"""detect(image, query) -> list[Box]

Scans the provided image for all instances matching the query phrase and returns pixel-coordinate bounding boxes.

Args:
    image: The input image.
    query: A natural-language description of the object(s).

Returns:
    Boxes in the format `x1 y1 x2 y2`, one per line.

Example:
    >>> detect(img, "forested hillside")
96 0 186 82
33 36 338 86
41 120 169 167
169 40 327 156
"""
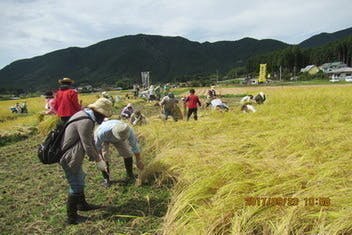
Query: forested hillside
1 27 351 91
0 35 288 91
299 27 352 48
246 36 352 78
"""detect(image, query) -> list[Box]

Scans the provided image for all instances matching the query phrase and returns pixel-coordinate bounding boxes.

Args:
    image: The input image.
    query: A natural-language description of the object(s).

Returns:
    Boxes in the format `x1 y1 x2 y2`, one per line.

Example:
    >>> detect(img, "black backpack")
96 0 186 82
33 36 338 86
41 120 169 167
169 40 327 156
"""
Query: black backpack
38 116 91 164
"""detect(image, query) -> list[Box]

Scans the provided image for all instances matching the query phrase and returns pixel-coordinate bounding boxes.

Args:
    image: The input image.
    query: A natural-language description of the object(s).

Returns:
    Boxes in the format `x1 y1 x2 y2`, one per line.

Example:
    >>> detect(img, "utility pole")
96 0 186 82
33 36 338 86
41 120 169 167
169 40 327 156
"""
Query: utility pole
279 66 282 81
293 66 296 79
216 69 219 84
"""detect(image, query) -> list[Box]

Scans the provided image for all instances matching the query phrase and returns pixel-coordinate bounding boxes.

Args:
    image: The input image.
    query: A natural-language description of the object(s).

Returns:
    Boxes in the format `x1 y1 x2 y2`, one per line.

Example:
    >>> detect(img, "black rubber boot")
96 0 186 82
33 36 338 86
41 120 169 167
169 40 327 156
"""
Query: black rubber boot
77 192 101 211
124 157 135 179
117 158 136 185
66 194 88 225
101 162 111 187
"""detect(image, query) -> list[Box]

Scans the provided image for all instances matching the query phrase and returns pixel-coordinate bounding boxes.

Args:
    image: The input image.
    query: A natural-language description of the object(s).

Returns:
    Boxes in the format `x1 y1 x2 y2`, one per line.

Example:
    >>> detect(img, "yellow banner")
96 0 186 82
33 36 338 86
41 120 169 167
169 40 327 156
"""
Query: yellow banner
258 64 267 83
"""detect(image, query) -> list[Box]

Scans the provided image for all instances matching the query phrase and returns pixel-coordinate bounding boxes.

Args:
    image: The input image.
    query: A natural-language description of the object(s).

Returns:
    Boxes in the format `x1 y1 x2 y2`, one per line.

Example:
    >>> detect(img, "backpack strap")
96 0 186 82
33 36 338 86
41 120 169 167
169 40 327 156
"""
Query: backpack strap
63 115 92 128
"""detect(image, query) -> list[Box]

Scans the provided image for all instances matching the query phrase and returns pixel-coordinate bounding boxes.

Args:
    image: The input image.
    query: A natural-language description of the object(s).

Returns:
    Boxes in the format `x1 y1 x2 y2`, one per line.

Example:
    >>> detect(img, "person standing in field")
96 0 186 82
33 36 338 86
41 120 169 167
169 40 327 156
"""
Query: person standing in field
59 98 112 225
54 77 82 123
205 85 217 108
185 89 201 121
159 93 179 121
43 91 56 115
94 120 144 187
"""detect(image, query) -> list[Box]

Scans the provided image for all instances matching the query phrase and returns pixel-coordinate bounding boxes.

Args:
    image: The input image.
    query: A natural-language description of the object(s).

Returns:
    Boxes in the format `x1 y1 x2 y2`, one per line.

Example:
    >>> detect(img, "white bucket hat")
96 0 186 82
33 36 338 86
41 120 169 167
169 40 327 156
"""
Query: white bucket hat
112 122 131 141
88 98 113 117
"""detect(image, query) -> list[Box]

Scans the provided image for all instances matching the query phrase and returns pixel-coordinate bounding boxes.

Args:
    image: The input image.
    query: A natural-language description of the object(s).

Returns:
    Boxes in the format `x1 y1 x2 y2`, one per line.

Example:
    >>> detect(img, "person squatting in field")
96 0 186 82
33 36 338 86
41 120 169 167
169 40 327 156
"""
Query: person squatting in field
241 104 256 113
121 103 134 119
54 77 82 123
130 110 148 126
240 95 254 104
10 102 27 113
184 89 201 120
241 92 266 105
254 92 266 104
210 97 229 111
59 98 112 225
94 120 144 187
239 92 265 113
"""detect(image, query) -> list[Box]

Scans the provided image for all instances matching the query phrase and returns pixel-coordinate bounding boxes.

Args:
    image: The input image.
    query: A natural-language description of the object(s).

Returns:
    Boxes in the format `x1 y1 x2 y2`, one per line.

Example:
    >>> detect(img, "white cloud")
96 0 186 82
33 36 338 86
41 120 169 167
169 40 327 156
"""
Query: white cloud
0 0 351 68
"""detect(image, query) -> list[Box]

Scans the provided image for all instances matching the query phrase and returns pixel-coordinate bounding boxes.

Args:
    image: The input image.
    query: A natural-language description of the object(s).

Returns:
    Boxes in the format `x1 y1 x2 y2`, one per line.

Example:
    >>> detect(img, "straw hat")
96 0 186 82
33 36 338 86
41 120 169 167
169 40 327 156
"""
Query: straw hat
58 77 74 84
112 122 131 141
87 98 113 117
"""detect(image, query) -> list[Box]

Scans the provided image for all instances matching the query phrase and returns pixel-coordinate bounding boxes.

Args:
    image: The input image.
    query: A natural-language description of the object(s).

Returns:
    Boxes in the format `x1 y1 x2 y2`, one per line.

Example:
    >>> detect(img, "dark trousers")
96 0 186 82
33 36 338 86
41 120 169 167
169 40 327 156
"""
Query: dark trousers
187 108 198 120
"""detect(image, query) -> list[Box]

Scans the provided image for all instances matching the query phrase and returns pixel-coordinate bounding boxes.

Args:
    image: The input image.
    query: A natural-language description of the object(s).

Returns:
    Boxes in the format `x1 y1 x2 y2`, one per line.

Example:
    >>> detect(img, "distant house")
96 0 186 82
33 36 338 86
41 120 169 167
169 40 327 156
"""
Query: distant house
326 67 352 80
300 65 320 75
319 62 347 73
247 78 258 85
77 85 93 93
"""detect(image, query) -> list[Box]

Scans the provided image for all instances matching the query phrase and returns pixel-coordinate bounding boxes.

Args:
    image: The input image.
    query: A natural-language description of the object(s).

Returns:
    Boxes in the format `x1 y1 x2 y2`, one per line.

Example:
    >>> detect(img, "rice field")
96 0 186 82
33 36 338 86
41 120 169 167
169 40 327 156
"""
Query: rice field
0 84 352 234
139 84 352 234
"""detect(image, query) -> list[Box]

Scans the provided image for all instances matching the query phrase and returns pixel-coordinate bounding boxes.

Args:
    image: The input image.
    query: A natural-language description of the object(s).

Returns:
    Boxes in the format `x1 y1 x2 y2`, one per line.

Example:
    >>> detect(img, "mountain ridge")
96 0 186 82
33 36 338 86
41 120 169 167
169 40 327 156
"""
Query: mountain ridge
1 27 351 90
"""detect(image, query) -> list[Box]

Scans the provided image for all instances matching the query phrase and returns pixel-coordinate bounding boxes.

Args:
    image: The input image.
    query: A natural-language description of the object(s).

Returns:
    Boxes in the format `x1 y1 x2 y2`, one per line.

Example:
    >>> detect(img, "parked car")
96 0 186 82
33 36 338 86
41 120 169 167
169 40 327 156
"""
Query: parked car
330 74 340 82
330 78 340 82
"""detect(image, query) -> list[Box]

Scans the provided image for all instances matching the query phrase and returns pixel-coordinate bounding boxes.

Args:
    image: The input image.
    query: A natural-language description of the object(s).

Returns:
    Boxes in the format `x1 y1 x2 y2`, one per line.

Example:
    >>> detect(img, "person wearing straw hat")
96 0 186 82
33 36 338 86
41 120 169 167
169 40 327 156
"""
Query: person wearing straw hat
59 98 112 225
95 120 144 187
54 77 82 123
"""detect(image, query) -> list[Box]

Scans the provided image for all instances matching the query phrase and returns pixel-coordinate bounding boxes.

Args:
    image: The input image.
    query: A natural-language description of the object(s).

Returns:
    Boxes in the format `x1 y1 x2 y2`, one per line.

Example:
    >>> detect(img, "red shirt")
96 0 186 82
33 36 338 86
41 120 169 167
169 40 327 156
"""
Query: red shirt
54 88 81 117
185 94 201 109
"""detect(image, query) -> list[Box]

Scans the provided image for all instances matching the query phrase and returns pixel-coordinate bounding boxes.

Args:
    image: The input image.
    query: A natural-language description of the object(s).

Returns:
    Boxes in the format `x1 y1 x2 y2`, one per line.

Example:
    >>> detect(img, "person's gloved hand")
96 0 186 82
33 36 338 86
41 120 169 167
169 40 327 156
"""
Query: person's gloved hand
96 159 108 172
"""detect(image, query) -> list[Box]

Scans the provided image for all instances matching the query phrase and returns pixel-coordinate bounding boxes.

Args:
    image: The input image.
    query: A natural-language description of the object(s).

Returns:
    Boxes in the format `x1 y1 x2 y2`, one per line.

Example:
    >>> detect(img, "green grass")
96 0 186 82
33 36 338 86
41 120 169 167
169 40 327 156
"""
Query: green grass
0 136 170 234
0 92 171 234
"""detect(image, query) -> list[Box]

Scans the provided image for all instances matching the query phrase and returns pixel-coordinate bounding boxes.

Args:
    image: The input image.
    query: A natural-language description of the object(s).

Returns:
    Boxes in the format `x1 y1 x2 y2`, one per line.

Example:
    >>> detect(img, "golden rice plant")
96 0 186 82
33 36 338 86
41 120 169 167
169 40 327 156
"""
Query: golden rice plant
138 85 352 235
37 115 60 137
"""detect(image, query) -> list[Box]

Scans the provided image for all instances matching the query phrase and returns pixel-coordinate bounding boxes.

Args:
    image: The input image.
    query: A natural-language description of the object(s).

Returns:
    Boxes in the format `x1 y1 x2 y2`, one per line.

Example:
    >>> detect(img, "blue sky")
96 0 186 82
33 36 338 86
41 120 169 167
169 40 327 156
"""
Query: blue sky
0 0 351 69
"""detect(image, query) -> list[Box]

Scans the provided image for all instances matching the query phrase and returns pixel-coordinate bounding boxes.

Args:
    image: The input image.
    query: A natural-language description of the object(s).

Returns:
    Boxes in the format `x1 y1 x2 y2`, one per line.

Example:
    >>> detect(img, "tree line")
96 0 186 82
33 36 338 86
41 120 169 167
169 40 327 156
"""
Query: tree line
241 36 352 80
